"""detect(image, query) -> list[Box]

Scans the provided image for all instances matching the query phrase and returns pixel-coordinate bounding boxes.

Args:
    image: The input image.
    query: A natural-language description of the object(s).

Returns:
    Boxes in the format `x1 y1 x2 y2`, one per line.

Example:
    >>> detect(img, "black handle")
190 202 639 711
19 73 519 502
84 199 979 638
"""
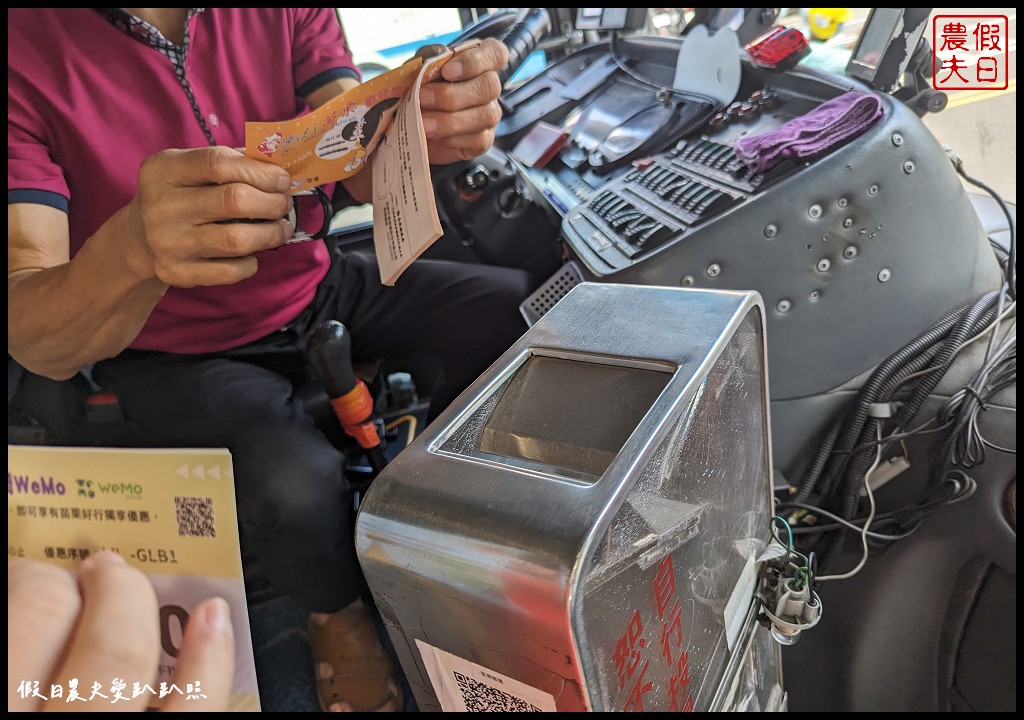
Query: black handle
497 8 551 86
305 186 333 240
306 321 357 399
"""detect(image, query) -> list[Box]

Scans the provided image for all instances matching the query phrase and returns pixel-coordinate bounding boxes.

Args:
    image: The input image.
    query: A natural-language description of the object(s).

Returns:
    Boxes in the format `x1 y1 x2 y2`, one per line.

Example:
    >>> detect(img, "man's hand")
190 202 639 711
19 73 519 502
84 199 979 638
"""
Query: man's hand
417 38 510 165
123 146 296 288
8 552 234 712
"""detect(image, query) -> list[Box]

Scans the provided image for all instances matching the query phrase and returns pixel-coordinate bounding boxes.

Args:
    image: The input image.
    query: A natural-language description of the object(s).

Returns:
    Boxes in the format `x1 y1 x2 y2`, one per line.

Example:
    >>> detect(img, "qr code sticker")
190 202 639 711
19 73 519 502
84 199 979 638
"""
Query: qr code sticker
453 671 541 712
174 496 216 538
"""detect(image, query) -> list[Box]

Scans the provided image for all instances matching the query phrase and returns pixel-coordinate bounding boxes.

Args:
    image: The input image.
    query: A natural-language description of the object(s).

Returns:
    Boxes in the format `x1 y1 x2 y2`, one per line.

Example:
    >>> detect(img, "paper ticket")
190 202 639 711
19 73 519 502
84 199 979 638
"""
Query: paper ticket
8 445 260 712
245 42 475 193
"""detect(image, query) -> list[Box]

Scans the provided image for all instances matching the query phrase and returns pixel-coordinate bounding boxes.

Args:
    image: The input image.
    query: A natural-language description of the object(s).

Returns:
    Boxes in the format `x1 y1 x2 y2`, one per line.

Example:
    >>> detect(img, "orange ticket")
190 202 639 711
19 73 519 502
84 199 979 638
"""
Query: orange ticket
245 42 476 193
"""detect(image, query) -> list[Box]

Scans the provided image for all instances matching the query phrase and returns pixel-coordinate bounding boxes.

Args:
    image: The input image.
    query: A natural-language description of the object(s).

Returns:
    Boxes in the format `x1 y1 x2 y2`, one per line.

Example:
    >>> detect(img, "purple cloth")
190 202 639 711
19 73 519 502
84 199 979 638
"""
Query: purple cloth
736 91 884 173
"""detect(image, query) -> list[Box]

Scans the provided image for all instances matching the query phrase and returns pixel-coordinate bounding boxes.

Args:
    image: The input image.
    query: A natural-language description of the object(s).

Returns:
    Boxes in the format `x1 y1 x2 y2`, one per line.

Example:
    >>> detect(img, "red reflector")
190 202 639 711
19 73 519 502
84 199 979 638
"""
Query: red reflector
746 26 811 71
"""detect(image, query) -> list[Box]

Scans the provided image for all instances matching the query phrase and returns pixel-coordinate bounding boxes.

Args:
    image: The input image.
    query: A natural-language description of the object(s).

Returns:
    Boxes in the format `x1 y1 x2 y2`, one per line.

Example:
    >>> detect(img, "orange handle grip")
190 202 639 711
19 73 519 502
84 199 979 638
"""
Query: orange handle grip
328 380 380 450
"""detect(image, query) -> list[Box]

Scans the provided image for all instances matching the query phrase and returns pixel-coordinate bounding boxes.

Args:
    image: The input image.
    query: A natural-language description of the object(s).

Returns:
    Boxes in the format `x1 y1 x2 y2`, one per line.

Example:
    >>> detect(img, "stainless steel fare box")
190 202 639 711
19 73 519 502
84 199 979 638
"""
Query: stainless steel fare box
355 283 784 712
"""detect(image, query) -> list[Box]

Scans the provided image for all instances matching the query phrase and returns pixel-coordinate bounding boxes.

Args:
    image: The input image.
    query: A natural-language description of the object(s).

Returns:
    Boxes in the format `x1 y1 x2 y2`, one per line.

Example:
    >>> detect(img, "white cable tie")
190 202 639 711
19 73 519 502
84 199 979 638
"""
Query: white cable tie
868 402 895 418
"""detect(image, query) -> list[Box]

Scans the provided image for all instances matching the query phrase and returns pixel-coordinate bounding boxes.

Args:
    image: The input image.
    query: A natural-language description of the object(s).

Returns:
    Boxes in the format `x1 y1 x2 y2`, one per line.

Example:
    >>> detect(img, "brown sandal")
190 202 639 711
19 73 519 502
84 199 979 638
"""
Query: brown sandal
308 600 403 712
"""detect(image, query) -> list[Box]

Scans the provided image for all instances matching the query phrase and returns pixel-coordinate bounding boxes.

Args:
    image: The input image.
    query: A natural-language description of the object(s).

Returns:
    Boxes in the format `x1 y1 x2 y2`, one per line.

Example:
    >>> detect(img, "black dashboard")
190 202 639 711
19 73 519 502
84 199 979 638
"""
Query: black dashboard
496 36 831 276
486 33 1001 404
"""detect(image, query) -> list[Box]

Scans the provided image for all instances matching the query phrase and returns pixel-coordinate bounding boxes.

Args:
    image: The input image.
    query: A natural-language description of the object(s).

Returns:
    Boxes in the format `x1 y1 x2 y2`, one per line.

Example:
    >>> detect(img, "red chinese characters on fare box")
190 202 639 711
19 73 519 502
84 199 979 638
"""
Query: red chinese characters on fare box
932 15 1009 91
612 554 695 712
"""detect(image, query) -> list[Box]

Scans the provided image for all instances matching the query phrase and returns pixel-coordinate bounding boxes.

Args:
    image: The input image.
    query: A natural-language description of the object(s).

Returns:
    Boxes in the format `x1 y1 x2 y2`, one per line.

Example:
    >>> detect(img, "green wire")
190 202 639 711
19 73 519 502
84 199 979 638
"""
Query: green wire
771 515 794 550
793 565 815 591
771 515 814 590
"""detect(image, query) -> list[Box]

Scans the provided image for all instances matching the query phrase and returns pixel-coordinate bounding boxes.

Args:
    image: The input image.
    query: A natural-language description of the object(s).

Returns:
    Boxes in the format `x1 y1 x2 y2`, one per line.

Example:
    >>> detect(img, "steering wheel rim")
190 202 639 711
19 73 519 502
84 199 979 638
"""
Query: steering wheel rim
449 9 522 47
450 8 552 89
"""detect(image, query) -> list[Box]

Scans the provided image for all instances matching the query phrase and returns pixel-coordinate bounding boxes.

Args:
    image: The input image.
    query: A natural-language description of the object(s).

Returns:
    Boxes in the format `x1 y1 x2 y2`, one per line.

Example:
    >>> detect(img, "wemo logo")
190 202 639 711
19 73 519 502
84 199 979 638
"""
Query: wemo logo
7 473 142 499
81 479 144 499
8 473 66 496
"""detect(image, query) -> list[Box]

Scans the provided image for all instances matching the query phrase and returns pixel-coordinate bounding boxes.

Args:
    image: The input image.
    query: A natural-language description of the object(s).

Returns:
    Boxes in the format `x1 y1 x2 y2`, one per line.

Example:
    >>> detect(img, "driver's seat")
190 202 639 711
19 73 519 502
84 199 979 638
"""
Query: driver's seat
7 354 392 456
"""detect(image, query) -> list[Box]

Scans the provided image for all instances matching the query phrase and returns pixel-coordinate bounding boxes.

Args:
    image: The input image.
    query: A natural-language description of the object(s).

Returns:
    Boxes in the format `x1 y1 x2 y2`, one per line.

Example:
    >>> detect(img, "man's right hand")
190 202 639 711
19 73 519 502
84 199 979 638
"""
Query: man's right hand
8 145 298 379
125 146 296 288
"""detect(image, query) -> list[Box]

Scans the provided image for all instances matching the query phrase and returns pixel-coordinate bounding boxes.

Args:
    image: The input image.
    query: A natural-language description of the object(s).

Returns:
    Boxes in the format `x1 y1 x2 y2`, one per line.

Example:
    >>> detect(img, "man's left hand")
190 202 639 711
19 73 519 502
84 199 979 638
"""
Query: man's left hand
417 38 509 165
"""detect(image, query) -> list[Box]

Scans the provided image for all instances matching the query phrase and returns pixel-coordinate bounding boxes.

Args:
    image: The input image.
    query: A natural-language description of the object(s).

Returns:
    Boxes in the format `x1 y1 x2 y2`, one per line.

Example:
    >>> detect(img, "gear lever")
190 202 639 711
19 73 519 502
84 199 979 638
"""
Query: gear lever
307 321 389 479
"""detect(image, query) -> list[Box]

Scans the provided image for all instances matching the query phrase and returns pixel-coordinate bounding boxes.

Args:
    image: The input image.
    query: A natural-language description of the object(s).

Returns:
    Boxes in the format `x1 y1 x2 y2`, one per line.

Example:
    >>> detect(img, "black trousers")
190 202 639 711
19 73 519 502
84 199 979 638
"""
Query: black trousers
65 250 533 613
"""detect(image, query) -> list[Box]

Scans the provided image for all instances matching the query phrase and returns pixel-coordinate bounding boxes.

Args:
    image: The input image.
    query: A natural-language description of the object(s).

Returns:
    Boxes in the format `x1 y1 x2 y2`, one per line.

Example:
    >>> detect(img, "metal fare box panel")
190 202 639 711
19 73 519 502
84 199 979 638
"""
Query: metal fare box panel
355 282 781 711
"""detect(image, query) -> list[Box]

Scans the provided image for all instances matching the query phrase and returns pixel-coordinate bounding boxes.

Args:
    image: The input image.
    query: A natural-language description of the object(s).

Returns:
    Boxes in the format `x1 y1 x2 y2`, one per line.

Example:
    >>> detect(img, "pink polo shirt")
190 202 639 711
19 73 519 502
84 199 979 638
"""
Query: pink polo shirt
8 8 360 353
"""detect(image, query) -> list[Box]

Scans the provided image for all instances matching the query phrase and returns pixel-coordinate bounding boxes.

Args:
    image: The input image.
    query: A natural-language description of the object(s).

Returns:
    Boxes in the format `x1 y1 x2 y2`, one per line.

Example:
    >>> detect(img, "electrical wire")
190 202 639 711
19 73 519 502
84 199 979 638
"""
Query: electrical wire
790 515 917 542
384 414 418 448
960 172 1016 301
835 417 949 459
990 238 1010 264
796 342 940 506
820 291 1013 509
944 144 1016 300
936 323 1016 470
836 291 1000 517
979 432 1017 454
780 491 923 541
770 515 814 590
983 284 1010 363
802 417 951 512
801 298 978 505
782 473 977 541
771 514 794 550
895 299 1016 385
815 425 882 582
934 287 1015 472
790 290 1011 560
894 291 998 431
782 151 1015 578
780 458 979 546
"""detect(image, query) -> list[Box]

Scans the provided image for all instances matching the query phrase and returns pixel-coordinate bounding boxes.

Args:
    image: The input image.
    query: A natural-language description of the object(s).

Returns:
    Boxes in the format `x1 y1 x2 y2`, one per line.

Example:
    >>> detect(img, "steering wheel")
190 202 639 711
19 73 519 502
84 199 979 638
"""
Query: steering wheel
449 8 552 87
450 9 520 43
424 9 557 267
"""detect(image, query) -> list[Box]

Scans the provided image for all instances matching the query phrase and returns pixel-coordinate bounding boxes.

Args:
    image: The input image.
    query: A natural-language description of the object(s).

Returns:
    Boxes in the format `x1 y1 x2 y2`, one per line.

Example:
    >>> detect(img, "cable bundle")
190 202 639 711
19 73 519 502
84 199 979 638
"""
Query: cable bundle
771 139 1017 586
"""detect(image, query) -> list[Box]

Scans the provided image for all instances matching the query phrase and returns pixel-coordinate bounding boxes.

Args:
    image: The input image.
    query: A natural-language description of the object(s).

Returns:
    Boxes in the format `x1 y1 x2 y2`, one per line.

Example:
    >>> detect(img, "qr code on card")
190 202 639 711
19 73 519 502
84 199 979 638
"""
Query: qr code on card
453 671 542 712
174 496 216 538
